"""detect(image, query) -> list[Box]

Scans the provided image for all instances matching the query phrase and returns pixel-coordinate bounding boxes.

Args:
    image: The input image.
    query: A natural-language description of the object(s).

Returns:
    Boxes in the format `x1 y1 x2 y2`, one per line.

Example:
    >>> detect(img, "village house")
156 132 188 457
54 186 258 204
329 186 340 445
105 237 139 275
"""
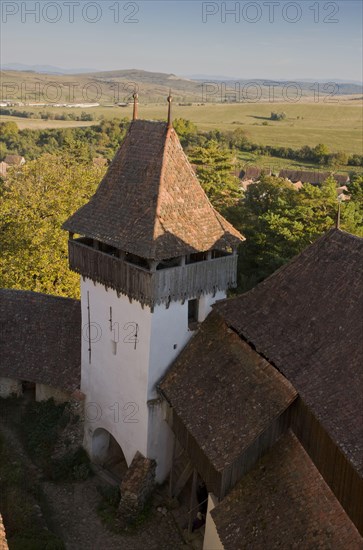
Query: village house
337 184 350 201
0 97 362 548
279 168 350 188
239 166 271 190
3 154 25 167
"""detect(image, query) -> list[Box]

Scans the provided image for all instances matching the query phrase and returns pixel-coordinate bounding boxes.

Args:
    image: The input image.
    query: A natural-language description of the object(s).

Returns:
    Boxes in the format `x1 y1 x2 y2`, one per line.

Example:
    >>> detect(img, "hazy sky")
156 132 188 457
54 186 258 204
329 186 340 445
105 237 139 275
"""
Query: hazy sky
1 1 362 80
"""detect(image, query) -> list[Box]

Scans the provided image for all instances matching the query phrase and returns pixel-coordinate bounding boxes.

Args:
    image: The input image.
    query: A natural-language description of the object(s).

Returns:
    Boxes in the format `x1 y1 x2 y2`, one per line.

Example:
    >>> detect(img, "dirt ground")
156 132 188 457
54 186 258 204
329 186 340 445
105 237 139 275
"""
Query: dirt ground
0 402 189 550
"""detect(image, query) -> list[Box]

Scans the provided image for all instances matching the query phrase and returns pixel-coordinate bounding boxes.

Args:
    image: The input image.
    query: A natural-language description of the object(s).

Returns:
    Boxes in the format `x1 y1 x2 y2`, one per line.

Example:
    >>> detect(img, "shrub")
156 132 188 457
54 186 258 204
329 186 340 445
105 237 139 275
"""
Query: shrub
21 399 67 464
50 447 92 481
270 112 286 121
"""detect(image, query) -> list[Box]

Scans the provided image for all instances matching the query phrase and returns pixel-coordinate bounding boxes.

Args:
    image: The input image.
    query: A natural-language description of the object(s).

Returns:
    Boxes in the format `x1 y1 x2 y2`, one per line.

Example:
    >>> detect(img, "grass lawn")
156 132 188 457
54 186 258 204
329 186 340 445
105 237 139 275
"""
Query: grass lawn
2 101 362 153
0 115 95 130
234 151 362 176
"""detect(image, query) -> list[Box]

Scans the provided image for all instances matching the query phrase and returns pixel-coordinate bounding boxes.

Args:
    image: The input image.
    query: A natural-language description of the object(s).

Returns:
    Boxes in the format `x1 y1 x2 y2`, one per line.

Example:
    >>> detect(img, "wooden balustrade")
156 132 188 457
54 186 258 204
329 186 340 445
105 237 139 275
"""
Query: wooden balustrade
68 239 238 308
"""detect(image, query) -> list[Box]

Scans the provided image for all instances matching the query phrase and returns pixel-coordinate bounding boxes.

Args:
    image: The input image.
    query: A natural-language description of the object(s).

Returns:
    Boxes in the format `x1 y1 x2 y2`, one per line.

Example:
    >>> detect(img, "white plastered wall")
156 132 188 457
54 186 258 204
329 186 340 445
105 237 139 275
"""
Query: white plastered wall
203 493 224 550
0 377 22 398
81 278 152 467
36 384 71 404
80 277 227 481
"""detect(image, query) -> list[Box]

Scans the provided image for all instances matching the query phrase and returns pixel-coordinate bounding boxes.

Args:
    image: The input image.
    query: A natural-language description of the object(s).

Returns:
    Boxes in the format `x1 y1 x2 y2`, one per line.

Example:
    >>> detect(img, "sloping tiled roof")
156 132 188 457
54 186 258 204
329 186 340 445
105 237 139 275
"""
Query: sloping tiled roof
211 431 363 550
159 310 296 472
0 289 81 392
215 229 363 475
333 173 350 185
63 120 243 261
239 166 262 181
279 169 331 185
3 155 24 166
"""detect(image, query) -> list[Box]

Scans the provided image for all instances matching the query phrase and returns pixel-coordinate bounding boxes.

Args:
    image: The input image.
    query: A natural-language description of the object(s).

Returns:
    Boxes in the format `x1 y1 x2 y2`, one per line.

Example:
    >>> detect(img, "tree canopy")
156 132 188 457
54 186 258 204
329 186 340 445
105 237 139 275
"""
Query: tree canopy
188 139 242 210
0 152 105 298
1 122 362 300
225 175 363 291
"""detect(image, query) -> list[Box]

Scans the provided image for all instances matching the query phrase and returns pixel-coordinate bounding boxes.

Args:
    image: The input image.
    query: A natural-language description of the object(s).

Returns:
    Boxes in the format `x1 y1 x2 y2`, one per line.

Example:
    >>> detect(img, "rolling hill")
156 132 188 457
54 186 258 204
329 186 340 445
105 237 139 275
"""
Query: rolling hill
1 68 362 104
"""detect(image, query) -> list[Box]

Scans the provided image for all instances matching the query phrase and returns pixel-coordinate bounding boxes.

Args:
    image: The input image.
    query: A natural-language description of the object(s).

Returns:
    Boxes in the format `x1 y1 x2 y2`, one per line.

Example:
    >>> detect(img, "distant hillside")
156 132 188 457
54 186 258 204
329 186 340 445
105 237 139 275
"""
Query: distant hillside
1 68 362 104
1 63 99 74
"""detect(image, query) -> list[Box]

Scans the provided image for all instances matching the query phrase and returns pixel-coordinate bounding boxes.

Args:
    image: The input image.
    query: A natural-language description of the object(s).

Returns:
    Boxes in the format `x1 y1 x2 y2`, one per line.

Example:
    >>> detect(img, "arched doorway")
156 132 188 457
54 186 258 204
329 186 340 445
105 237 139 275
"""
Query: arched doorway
92 428 128 481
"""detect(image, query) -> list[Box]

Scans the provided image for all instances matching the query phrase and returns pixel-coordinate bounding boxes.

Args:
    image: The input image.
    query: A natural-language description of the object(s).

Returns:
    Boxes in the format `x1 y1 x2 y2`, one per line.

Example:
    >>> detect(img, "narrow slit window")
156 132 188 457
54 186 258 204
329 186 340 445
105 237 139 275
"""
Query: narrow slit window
188 299 199 330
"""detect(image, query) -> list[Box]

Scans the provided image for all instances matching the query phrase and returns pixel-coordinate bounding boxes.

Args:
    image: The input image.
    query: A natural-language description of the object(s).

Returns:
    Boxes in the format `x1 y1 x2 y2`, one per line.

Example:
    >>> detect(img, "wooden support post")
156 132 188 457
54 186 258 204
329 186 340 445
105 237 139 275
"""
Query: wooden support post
149 260 158 272
188 468 198 536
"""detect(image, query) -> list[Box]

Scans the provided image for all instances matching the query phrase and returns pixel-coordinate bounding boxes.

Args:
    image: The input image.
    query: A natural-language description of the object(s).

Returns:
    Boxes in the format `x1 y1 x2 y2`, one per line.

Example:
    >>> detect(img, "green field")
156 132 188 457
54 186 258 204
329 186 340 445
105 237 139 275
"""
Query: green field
0 115 95 130
2 101 362 154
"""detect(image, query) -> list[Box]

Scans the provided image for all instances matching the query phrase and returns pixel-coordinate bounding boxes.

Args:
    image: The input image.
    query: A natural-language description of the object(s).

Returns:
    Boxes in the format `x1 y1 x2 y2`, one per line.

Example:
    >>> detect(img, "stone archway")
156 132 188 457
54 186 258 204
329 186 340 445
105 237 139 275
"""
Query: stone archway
92 428 128 481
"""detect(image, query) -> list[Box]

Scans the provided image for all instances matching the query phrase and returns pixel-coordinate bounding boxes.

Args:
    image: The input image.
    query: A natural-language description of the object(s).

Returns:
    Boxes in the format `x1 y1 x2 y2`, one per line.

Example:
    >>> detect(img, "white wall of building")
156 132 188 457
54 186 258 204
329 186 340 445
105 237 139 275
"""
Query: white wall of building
35 384 71 404
0 377 22 398
203 494 224 550
80 277 228 482
81 278 153 467
198 291 226 323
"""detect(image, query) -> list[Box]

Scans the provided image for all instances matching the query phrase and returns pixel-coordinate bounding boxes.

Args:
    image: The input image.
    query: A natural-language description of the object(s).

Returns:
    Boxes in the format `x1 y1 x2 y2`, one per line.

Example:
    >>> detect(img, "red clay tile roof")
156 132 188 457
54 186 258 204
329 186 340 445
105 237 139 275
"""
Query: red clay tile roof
159 310 296 472
63 120 243 261
215 229 363 475
211 431 363 550
0 289 81 392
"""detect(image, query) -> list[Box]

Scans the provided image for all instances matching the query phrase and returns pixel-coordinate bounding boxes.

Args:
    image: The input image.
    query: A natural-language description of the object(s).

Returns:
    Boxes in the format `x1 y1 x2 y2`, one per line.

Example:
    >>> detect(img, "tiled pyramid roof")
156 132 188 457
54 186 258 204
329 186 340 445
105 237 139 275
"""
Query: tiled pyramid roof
63 120 243 261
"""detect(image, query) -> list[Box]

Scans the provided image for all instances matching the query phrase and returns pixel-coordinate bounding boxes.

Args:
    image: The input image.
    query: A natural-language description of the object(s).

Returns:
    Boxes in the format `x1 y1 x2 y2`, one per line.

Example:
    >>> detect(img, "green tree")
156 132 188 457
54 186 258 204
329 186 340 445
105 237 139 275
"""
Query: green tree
0 153 105 298
225 175 363 292
188 140 241 210
173 118 197 146
347 174 363 203
314 143 330 165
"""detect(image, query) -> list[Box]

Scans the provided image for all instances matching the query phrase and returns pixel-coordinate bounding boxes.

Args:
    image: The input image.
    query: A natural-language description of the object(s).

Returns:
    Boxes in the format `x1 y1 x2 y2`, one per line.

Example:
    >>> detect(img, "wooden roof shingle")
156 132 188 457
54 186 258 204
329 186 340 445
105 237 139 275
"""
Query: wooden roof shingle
279 169 331 185
0 289 81 392
215 228 363 475
159 311 296 472
63 120 243 261
211 431 363 550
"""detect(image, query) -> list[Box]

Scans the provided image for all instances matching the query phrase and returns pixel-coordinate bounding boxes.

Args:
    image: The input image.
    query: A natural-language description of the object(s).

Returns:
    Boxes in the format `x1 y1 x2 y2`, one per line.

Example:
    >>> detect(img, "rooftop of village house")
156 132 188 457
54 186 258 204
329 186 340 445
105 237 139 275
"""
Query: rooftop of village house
0 289 81 392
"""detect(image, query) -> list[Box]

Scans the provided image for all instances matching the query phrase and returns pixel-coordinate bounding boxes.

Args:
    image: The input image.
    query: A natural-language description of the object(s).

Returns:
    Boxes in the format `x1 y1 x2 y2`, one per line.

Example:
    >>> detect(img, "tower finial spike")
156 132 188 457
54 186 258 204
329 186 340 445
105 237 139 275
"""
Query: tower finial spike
167 90 172 129
132 92 138 121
